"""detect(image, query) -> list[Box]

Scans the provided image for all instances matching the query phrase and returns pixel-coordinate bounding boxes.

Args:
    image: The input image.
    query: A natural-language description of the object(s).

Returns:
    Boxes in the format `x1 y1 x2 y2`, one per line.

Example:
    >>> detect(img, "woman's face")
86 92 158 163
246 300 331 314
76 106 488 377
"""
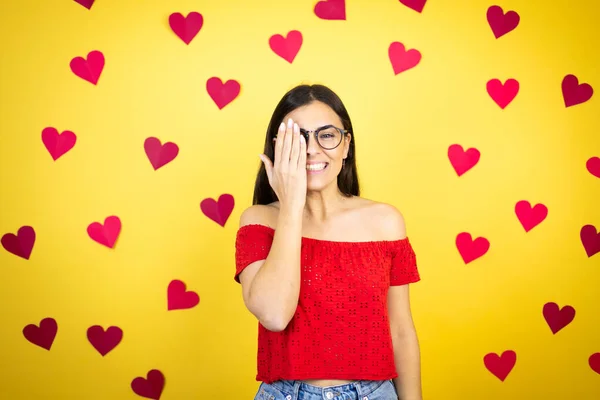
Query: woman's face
280 101 351 192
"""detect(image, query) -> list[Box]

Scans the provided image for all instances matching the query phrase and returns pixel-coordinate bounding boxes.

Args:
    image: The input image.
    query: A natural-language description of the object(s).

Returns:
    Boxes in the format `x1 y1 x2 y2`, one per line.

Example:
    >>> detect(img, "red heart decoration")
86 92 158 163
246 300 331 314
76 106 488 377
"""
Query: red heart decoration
314 0 346 20
487 79 519 109
23 318 57 350
587 157 600 178
269 30 303 64
131 369 165 400
169 12 203 45
200 194 235 227
87 325 123 356
542 302 575 334
42 127 77 161
562 74 593 108
167 280 200 311
448 144 480 176
484 350 516 381
144 137 179 170
87 216 121 249
589 353 600 375
580 224 600 258
206 77 241 110
515 200 548 232
456 232 489 264
486 5 520 39
74 0 94 9
70 50 104 85
398 0 427 13
1 225 35 260
388 42 421 75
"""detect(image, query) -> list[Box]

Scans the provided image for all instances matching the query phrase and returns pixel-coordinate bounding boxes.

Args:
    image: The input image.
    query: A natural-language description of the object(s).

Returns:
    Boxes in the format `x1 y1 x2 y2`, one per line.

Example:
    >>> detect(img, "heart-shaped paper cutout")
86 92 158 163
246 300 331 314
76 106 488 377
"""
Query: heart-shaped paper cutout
586 157 600 178
144 137 179 170
87 216 121 249
388 42 421 75
314 0 346 20
131 369 165 400
487 5 520 39
200 194 234 227
515 201 548 232
269 30 303 63
542 302 575 334
2 225 36 260
589 353 600 375
74 0 94 10
456 232 489 264
398 0 427 13
169 12 203 45
42 127 77 161
70 50 104 85
23 318 57 350
487 79 519 109
562 74 593 108
580 224 600 258
448 144 480 176
167 280 200 311
87 325 123 356
206 77 240 110
484 350 516 381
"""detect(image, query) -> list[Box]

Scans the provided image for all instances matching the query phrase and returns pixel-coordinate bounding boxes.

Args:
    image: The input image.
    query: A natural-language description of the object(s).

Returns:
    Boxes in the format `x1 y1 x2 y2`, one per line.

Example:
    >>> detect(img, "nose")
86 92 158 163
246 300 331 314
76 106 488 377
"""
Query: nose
305 133 320 154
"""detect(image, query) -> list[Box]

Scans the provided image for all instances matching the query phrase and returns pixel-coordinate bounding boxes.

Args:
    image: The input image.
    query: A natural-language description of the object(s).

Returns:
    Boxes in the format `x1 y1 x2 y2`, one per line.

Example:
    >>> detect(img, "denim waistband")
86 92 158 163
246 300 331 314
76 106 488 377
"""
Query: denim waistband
268 379 389 397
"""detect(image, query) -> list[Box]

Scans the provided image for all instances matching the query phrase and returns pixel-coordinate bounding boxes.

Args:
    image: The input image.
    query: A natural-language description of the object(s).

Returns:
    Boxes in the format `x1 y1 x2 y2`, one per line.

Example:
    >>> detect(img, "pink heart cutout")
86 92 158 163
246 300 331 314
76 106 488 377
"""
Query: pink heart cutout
144 137 179 170
74 0 94 9
206 77 241 110
87 216 121 249
448 144 480 176
388 42 421 75
131 369 165 400
2 225 35 260
167 280 200 311
484 350 516 381
269 30 303 63
23 318 57 350
562 74 593 108
586 157 600 178
42 127 77 161
580 224 600 258
70 50 104 85
542 302 575 334
487 5 520 39
398 0 427 13
87 325 123 356
314 0 346 20
487 79 519 109
200 194 235 227
456 232 490 264
515 200 548 232
169 12 203 45
589 353 600 375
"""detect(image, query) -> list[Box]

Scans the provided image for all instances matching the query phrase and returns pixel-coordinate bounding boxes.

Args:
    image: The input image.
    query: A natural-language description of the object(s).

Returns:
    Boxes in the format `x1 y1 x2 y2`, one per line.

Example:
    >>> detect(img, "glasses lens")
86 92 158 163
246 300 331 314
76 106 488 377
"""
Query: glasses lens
317 127 342 149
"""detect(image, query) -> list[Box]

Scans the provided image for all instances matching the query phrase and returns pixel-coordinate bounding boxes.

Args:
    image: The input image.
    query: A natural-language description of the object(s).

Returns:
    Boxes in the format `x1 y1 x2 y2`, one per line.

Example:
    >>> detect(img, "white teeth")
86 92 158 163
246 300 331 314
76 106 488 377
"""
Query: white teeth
306 163 327 171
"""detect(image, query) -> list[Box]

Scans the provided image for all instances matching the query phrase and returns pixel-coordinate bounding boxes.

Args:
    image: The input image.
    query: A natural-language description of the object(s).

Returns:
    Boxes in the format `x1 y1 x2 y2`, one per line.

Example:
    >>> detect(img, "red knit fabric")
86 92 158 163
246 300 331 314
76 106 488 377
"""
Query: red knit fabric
234 223 420 383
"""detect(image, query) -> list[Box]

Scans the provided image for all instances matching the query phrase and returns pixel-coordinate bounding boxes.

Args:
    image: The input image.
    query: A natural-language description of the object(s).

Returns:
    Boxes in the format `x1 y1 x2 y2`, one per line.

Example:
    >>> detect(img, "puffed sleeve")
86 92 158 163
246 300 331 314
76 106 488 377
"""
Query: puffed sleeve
234 224 274 283
389 238 420 286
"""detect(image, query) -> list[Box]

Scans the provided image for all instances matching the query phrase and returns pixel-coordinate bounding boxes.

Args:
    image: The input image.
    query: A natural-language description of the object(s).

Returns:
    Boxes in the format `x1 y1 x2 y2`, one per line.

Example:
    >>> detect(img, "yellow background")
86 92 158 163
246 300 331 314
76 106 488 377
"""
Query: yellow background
1 0 599 398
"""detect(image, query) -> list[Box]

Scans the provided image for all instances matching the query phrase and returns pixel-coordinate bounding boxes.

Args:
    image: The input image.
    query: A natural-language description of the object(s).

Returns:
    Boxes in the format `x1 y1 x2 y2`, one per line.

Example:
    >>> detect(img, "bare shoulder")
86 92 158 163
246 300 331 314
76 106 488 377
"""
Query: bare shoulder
355 197 407 240
238 202 279 228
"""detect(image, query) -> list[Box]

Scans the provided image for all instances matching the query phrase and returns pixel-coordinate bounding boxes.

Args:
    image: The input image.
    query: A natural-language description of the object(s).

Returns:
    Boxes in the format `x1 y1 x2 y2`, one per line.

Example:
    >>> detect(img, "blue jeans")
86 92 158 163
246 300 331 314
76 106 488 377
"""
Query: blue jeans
254 379 399 400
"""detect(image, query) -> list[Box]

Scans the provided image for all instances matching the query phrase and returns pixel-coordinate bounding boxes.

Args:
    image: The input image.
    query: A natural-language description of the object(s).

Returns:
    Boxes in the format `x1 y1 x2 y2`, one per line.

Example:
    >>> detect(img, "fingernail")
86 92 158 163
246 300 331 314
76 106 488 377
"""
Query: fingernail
288 118 293 128
279 122 285 130
294 123 299 133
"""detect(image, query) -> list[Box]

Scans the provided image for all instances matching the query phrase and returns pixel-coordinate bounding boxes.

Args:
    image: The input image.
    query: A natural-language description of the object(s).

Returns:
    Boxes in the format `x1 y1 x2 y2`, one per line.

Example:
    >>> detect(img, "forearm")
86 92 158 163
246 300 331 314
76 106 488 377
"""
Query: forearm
391 329 423 400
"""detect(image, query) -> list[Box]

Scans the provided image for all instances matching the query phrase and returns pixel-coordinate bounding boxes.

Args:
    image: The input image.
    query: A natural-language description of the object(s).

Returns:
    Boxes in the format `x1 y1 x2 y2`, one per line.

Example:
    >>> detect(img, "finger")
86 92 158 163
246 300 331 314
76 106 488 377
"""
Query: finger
297 132 307 170
274 121 285 168
281 118 294 170
290 122 300 166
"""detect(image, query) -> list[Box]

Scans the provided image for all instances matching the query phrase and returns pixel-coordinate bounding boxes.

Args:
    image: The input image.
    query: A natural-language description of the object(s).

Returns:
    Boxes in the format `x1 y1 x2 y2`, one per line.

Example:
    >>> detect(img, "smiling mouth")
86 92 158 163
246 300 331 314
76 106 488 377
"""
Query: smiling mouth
306 162 328 171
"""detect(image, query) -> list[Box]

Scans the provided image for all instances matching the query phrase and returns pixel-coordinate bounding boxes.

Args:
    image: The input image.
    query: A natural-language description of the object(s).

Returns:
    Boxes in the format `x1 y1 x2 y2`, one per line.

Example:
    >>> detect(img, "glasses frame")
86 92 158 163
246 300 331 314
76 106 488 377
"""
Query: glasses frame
273 124 350 150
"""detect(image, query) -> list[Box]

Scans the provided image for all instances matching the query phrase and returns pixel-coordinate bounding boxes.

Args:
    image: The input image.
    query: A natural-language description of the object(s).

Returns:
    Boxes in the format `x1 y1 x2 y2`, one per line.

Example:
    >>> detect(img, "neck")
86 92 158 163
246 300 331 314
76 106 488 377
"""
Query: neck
303 185 350 224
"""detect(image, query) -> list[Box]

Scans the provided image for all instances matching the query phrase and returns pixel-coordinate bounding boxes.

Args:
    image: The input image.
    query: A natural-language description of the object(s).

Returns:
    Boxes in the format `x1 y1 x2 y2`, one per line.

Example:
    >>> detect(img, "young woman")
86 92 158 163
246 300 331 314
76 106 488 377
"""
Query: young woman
235 84 422 400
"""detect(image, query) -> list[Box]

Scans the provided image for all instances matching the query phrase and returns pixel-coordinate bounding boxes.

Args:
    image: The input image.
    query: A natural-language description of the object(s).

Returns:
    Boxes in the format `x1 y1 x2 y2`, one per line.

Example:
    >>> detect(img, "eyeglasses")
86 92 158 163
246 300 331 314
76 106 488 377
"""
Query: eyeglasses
273 125 349 150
